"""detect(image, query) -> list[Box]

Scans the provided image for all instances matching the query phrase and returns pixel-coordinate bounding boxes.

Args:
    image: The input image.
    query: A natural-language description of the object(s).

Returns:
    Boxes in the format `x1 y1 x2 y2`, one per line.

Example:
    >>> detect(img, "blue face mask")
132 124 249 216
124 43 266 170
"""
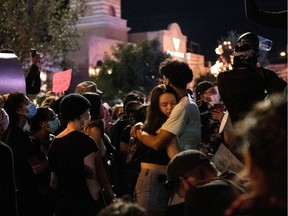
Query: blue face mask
26 102 37 119
47 118 60 133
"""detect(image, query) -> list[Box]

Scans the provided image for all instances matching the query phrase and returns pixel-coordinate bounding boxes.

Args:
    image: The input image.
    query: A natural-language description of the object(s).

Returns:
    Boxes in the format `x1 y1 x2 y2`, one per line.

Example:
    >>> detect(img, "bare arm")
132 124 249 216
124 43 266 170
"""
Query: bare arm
94 151 115 199
84 152 101 201
136 128 175 150
166 137 181 159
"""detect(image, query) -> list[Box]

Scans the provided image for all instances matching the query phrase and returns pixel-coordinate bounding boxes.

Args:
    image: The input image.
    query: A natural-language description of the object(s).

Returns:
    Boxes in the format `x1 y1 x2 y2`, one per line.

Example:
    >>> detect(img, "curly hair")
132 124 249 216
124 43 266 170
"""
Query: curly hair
159 60 193 88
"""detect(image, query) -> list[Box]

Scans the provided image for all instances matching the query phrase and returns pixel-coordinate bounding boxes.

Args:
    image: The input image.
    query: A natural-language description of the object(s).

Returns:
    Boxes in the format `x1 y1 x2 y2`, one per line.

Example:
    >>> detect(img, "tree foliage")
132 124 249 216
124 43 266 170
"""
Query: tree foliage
92 39 170 104
0 0 83 69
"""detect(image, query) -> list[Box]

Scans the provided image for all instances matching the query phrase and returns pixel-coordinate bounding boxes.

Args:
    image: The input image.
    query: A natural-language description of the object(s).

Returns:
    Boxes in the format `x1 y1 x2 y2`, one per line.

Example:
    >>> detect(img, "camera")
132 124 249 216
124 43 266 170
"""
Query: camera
31 48 37 57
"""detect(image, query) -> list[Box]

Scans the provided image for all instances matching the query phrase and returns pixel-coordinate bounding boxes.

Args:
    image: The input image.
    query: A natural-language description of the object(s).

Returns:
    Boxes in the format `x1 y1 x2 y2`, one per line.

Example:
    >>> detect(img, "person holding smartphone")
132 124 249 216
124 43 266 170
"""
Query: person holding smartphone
26 49 41 95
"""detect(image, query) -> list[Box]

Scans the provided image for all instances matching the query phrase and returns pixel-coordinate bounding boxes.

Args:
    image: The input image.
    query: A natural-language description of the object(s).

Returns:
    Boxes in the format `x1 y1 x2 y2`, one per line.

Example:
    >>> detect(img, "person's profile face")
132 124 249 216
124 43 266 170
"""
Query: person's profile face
159 93 177 117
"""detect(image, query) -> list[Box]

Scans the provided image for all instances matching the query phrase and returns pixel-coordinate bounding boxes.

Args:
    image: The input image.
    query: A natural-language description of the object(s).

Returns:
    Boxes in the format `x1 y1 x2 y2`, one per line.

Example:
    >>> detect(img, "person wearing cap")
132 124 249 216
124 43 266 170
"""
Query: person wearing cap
218 32 287 126
75 80 103 95
194 81 236 154
47 93 103 216
109 90 146 197
166 150 247 216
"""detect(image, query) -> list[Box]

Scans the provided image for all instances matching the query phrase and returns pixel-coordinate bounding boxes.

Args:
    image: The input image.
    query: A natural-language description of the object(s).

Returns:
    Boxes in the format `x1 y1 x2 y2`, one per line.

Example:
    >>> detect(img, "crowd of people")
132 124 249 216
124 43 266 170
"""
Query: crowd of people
0 30 287 216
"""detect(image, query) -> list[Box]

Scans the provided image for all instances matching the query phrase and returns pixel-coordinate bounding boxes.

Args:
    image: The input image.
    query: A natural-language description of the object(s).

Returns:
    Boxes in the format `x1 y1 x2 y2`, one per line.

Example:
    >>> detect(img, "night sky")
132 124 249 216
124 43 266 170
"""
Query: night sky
121 0 287 62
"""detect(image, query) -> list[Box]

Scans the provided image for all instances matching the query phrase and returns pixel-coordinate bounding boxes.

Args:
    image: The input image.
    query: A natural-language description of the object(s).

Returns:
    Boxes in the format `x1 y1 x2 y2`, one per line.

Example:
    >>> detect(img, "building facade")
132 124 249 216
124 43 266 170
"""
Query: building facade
69 0 209 85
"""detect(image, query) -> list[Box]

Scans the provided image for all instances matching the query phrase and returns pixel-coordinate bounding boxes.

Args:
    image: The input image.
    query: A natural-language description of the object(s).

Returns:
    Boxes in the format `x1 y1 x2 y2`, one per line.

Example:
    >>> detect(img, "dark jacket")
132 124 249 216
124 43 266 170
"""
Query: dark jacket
26 64 41 94
185 171 248 216
217 66 287 124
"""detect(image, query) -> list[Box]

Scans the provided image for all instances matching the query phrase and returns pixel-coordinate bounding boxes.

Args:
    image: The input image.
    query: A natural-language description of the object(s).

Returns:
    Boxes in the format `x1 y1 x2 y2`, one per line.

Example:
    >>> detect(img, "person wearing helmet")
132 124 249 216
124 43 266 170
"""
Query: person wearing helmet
217 32 287 126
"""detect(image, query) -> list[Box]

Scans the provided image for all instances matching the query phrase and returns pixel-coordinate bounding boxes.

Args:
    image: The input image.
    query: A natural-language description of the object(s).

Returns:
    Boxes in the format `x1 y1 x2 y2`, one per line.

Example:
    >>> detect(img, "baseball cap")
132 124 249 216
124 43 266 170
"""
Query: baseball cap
75 81 103 95
166 150 210 185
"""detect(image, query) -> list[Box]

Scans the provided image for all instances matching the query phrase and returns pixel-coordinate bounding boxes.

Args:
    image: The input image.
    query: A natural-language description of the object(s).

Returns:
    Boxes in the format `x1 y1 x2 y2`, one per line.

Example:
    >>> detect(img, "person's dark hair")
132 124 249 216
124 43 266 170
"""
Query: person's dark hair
159 60 193 88
30 107 55 134
82 92 102 121
235 94 287 199
84 119 105 137
98 199 147 216
60 93 91 122
144 84 177 134
2 93 28 143
3 92 27 126
123 90 146 112
50 95 65 115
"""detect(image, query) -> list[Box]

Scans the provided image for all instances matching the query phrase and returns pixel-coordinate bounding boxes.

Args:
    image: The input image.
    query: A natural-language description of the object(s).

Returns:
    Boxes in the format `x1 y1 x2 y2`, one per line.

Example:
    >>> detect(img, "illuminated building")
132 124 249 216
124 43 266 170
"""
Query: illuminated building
69 0 210 83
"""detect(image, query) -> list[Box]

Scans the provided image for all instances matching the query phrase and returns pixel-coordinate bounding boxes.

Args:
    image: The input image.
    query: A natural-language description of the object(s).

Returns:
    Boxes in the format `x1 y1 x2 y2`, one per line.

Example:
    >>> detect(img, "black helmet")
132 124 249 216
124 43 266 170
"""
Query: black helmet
237 32 259 52
233 32 259 68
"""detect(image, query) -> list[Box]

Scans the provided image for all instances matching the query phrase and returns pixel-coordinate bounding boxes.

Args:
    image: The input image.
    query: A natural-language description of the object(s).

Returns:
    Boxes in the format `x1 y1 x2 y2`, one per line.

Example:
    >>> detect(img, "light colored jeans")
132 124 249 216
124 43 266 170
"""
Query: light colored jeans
134 163 170 216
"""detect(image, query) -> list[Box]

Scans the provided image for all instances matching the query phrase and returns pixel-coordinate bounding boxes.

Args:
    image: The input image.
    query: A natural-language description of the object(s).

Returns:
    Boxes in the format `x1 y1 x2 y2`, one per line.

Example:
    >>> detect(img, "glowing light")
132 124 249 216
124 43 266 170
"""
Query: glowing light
172 37 180 51
280 51 286 57
89 67 101 77
167 50 185 58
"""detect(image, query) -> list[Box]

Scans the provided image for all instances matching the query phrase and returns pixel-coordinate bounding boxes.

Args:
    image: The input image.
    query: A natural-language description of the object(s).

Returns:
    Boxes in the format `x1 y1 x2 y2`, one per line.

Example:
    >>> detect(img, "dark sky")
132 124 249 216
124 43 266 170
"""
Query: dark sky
121 0 287 62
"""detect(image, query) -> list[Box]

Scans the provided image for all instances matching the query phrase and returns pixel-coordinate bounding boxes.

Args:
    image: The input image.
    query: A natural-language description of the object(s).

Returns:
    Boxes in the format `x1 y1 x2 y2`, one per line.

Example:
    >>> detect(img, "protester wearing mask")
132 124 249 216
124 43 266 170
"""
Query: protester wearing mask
30 107 60 153
2 92 44 216
23 100 38 132
48 93 104 216
29 106 60 216
195 81 235 154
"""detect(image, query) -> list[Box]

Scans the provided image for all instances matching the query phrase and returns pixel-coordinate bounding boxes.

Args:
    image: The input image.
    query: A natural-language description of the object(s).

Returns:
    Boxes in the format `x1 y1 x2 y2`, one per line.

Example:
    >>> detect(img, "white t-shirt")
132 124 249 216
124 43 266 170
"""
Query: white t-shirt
161 95 201 150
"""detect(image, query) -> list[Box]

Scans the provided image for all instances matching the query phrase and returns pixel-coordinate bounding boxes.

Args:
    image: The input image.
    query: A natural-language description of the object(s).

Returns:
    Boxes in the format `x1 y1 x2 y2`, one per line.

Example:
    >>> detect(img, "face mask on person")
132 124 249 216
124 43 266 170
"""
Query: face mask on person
0 108 9 134
47 118 60 133
26 102 37 119
209 93 221 107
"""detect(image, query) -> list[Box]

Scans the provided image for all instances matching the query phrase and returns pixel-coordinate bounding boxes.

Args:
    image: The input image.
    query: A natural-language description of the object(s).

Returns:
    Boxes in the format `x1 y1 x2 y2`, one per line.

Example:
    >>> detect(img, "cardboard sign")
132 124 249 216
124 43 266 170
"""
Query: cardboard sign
211 143 244 173
52 69 72 93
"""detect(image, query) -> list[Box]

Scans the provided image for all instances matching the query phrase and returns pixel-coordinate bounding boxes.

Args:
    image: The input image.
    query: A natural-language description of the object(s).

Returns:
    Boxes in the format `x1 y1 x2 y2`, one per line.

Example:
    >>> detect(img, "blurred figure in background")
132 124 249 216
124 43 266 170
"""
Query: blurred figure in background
109 90 146 197
29 106 60 216
0 106 18 216
82 92 115 204
2 92 43 216
194 81 236 155
98 199 148 216
225 94 287 216
166 149 247 216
